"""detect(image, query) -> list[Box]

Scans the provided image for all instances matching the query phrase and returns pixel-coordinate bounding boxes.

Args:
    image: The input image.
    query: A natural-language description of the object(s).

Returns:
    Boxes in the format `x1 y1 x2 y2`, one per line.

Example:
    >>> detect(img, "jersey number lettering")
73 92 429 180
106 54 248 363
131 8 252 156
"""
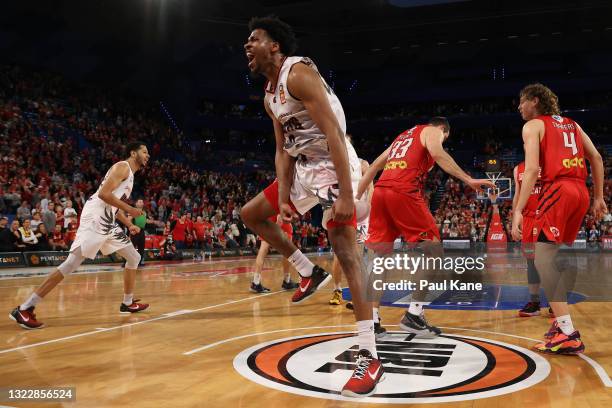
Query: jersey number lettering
389 138 413 160
563 132 577 155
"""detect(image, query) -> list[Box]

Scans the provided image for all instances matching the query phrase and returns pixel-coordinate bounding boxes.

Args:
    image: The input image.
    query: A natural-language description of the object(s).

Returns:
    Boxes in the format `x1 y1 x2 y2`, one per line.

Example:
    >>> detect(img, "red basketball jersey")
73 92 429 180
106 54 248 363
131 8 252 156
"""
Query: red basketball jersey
376 125 434 193
537 115 587 182
516 161 542 215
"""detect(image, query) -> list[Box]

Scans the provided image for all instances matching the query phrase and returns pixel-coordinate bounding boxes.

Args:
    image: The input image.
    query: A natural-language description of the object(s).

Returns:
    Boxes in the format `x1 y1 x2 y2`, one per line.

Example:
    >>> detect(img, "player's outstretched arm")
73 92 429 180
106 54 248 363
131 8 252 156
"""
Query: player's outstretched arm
577 123 608 220
423 126 495 192
356 146 391 199
98 162 142 218
287 62 353 221
265 101 297 221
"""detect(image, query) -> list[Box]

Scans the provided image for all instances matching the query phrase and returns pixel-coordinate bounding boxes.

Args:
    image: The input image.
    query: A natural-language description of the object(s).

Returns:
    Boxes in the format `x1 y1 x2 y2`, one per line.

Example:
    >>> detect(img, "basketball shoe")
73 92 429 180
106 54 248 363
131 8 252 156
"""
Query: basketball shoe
329 289 342 305
399 311 441 338
250 282 271 293
281 279 299 290
374 321 387 340
291 265 331 303
341 349 384 397
119 299 149 314
518 301 541 317
9 306 44 329
544 320 560 340
535 330 584 355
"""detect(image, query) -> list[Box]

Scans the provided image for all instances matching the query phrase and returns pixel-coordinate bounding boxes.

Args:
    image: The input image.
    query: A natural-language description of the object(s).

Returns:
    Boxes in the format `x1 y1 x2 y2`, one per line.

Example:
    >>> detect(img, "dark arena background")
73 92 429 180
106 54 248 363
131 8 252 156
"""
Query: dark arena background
0 1 611 407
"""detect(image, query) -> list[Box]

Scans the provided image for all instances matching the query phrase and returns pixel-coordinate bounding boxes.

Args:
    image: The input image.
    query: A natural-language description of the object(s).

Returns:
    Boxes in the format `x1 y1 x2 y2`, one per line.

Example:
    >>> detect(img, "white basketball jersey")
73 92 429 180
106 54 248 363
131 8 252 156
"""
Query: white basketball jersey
264 56 347 159
81 161 134 222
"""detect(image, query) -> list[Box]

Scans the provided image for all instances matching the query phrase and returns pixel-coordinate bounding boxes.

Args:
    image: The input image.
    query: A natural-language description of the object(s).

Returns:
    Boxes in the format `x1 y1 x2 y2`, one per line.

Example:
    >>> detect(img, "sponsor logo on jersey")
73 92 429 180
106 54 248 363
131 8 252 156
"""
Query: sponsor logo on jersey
552 115 564 123
562 157 585 169
550 226 560 237
234 331 550 403
384 160 408 170
279 84 286 104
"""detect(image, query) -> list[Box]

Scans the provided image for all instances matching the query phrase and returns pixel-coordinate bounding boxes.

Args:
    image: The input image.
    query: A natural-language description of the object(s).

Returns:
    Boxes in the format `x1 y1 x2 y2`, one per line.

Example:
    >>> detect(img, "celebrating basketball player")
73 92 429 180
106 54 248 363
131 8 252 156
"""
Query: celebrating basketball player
513 162 554 318
250 214 299 293
10 142 151 329
512 83 607 354
357 118 495 337
240 16 383 397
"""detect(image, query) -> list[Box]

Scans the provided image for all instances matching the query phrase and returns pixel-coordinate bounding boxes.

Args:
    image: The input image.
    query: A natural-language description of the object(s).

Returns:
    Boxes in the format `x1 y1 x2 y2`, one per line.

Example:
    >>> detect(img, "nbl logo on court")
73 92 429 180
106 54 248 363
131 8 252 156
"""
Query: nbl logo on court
234 332 550 403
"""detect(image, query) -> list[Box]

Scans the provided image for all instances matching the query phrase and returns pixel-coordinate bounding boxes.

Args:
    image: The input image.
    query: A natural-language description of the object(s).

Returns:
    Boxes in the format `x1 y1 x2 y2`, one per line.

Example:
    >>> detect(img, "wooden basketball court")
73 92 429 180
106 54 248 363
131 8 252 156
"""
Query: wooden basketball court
0 255 610 407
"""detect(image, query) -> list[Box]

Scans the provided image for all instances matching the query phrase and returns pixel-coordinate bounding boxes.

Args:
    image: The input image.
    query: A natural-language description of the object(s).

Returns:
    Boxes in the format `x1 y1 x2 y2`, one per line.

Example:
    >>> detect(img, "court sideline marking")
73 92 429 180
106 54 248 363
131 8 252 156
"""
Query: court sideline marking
0 290 285 356
184 324 612 388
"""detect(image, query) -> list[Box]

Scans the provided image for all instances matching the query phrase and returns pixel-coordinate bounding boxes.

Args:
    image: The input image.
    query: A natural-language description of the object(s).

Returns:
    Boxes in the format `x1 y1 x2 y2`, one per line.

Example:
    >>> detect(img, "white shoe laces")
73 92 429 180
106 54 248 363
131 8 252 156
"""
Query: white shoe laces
351 355 372 379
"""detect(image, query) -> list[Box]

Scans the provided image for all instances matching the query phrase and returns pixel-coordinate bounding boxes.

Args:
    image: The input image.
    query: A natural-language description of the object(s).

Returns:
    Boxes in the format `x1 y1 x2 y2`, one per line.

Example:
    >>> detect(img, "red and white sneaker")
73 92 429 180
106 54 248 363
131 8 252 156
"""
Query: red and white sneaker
9 306 44 329
291 265 331 304
341 349 384 398
119 299 149 314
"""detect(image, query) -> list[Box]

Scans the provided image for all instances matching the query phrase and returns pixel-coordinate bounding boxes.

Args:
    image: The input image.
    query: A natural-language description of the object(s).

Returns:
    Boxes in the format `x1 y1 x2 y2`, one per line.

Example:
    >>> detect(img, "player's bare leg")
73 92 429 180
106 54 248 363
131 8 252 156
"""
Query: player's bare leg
533 240 583 354
329 255 344 305
251 241 271 293
117 245 148 314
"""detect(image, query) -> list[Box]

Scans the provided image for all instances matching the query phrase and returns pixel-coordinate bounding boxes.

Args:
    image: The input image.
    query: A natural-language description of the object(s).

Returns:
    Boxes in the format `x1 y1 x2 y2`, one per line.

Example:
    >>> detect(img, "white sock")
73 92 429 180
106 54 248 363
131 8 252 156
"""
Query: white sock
20 293 42 311
284 274 291 283
123 293 133 306
408 301 430 316
334 282 342 291
556 314 575 335
253 273 261 285
373 307 380 324
288 250 315 277
357 320 377 358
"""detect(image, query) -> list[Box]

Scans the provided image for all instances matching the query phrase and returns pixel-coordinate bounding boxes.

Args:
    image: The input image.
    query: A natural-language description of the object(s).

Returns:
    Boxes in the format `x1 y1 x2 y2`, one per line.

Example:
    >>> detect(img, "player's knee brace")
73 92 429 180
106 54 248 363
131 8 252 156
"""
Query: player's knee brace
119 246 141 269
57 247 86 277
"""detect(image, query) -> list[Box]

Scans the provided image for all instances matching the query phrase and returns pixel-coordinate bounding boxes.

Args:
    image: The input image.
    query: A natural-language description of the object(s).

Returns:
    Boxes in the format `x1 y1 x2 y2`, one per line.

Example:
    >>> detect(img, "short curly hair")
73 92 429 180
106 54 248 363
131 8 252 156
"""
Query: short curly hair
520 83 561 116
248 15 297 56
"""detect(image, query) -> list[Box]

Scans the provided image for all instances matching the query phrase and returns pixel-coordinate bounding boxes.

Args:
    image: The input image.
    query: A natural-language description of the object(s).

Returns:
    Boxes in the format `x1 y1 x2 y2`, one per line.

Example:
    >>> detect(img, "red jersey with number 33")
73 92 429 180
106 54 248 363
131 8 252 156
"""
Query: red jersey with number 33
376 125 434 193
537 115 587 182
516 161 542 216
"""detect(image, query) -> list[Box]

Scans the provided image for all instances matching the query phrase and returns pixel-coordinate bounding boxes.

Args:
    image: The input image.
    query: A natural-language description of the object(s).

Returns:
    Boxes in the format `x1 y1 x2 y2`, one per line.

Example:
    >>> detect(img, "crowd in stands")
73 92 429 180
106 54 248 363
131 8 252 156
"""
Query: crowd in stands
1 65 610 257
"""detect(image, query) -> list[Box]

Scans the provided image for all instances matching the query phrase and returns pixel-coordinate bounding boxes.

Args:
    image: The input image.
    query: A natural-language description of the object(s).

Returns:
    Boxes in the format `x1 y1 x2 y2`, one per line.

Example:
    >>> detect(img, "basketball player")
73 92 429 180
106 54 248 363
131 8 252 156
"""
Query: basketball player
10 142 151 329
512 83 607 354
241 16 383 396
250 214 299 293
513 162 554 318
357 118 495 337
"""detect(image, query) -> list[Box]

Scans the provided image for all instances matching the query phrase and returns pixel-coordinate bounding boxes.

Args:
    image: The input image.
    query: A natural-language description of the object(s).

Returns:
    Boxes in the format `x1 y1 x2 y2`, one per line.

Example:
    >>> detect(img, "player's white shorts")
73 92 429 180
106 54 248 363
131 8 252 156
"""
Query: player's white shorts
70 208 133 259
290 141 361 215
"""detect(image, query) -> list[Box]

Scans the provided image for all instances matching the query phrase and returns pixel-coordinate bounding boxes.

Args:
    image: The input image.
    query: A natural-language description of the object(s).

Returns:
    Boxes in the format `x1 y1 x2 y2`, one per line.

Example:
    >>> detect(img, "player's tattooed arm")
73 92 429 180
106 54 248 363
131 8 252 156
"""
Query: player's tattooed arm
265 101 296 209
98 162 143 218
356 146 391 199
577 123 608 220
287 62 354 221
423 126 495 192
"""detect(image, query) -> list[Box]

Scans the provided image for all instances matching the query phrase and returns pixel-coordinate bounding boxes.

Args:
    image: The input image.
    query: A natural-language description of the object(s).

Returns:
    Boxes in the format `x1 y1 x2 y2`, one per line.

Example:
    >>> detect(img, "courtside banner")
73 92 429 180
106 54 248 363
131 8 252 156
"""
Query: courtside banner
603 236 612 250
0 252 26 268
24 251 69 267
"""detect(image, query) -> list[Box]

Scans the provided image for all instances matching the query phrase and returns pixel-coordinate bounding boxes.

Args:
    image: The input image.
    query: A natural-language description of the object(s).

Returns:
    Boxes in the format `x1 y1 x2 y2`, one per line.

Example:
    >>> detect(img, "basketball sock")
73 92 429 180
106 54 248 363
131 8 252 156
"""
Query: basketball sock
357 320 377 358
123 293 134 306
408 301 430 316
20 293 42 311
253 273 262 285
288 250 315 277
284 274 291 283
556 314 575 335
334 282 342 291
373 307 380 324
530 293 541 303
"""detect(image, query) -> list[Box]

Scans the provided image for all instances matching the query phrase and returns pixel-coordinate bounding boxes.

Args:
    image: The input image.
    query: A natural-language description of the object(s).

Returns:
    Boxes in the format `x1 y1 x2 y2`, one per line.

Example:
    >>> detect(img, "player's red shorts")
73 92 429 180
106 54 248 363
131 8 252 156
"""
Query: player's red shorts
366 187 440 250
521 213 536 259
535 178 589 244
258 215 293 241
263 179 356 229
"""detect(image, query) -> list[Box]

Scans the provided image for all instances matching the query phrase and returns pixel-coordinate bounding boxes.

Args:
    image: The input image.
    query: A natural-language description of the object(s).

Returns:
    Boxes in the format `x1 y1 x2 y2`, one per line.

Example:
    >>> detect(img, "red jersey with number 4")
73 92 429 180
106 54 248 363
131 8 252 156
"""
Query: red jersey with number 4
375 125 434 193
537 115 587 182
516 161 542 216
